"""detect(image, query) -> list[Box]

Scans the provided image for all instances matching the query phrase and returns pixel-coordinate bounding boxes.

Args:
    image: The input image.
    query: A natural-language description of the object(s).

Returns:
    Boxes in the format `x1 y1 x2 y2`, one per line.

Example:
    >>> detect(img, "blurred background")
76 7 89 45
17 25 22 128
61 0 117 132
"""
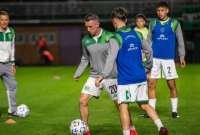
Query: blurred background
0 0 200 65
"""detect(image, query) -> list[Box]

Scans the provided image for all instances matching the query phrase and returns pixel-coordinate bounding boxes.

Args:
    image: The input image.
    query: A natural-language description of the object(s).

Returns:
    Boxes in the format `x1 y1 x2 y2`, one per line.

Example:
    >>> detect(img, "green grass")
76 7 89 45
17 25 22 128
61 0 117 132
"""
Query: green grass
0 65 199 135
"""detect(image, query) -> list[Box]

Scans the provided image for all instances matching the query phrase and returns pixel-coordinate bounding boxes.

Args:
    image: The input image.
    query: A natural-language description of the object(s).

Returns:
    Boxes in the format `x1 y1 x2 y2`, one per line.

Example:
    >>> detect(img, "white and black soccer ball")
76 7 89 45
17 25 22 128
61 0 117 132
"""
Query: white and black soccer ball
70 119 87 135
16 104 30 118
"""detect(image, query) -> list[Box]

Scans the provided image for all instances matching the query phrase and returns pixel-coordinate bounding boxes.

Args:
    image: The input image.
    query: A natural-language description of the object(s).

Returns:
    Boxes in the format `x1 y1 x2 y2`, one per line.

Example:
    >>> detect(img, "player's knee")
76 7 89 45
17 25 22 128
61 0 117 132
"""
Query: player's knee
79 97 88 107
140 103 149 110
168 84 176 91
7 80 17 92
148 82 156 91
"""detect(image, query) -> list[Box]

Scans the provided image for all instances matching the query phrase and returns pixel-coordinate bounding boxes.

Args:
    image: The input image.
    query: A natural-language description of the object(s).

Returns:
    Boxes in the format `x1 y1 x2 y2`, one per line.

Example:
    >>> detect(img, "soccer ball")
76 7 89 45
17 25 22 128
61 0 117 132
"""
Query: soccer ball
70 119 87 135
16 104 30 118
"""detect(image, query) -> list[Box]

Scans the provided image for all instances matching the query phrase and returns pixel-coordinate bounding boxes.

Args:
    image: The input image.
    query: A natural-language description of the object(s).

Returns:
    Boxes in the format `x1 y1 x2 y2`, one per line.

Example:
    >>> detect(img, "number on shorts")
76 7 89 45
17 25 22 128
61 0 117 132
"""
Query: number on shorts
109 85 117 94
167 66 171 74
125 90 131 100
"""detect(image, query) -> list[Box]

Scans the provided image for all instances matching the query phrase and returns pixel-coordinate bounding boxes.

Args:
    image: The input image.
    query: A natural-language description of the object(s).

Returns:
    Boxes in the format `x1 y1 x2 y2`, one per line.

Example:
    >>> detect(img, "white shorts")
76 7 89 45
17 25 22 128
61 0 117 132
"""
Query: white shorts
82 77 118 100
150 58 178 80
117 82 148 104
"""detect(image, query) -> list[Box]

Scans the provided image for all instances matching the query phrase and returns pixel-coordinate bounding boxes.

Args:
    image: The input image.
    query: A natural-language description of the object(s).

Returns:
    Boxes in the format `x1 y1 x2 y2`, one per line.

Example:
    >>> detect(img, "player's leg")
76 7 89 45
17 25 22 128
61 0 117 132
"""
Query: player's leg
2 64 17 115
118 84 138 135
103 79 136 134
161 59 179 118
137 83 168 135
79 77 101 135
113 97 136 135
148 58 161 109
114 101 136 135
140 104 165 130
148 78 158 109
118 85 131 135
166 79 179 118
119 103 131 135
79 93 92 125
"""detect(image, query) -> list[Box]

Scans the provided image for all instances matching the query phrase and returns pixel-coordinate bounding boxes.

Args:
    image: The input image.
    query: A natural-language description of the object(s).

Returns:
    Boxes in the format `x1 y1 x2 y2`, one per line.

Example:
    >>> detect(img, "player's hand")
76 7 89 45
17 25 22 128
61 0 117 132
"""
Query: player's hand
180 57 186 68
11 65 16 76
95 76 103 87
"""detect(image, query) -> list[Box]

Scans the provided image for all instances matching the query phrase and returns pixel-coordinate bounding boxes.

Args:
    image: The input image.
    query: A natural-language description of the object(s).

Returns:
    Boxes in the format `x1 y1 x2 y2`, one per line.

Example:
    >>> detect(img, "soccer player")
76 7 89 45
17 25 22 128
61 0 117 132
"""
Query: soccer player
110 7 168 135
73 13 120 135
134 14 149 67
147 1 186 118
0 11 20 119
134 14 149 40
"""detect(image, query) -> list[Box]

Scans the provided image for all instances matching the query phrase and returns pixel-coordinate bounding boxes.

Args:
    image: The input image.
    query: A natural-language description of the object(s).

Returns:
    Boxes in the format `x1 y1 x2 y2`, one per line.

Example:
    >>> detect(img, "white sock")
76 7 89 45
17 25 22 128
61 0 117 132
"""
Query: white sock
154 119 164 131
85 126 89 132
171 98 178 112
149 98 156 109
123 129 130 135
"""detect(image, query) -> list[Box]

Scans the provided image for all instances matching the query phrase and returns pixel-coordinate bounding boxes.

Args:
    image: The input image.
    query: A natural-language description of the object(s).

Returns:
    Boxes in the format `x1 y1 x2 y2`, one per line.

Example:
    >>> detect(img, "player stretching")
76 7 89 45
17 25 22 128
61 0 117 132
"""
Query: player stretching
111 7 168 135
74 13 120 135
0 11 21 123
147 1 186 118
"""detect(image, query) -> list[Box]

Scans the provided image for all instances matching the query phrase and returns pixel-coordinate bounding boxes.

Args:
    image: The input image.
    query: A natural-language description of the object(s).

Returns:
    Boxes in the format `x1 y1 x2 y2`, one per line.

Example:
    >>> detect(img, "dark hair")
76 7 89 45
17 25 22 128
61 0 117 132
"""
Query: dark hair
136 13 147 22
84 13 100 22
156 1 169 9
111 7 128 22
0 10 9 17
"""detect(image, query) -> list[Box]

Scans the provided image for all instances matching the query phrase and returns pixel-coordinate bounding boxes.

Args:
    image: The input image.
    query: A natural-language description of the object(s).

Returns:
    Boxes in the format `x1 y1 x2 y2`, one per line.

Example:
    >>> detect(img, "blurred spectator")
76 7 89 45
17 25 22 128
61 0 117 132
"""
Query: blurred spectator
36 35 54 65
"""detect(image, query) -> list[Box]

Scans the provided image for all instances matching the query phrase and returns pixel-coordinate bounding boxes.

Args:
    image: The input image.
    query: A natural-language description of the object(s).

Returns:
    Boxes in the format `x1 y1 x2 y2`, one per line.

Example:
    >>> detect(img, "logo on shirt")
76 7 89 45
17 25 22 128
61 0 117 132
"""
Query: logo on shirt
125 35 136 40
128 43 138 51
157 34 168 40
160 27 165 33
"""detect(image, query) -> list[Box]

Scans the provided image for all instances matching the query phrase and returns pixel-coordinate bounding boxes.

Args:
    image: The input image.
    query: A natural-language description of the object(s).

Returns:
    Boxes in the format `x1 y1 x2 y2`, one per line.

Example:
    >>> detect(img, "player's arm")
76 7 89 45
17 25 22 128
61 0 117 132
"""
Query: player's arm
146 31 152 46
95 35 120 87
73 46 89 80
146 19 155 46
141 38 153 73
101 38 119 77
175 22 186 67
10 29 16 75
136 30 153 73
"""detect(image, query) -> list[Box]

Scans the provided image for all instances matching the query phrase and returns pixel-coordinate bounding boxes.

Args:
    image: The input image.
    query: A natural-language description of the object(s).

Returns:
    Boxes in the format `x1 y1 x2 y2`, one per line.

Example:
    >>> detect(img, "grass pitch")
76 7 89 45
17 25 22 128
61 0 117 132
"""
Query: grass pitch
0 65 199 135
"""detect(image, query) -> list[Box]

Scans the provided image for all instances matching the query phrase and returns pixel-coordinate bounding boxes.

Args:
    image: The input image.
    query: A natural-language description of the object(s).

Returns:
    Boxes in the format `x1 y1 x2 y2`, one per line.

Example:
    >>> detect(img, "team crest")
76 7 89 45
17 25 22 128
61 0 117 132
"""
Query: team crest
160 27 165 33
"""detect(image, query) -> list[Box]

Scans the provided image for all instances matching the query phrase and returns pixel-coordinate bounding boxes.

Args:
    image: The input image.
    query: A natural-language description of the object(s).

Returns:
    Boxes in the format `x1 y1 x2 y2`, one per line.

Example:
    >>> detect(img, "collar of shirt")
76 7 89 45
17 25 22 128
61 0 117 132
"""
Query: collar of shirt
93 28 103 42
159 17 170 25
116 26 131 32
0 27 10 33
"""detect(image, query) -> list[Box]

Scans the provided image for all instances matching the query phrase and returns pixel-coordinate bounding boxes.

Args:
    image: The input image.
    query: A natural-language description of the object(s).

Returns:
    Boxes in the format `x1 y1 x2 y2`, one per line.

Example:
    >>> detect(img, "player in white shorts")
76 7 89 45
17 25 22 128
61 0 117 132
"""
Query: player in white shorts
95 7 168 135
73 13 119 135
147 2 186 118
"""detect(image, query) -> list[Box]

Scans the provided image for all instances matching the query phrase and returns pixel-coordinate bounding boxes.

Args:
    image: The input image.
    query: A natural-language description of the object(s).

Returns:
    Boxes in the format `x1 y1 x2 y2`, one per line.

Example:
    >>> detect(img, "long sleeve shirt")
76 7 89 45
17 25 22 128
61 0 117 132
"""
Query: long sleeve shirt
0 27 15 63
73 29 119 79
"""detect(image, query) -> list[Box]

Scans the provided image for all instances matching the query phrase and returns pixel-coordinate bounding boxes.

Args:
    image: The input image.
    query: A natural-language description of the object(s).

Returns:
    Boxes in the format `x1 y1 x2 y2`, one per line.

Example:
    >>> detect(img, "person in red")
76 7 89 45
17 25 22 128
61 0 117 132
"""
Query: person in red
36 35 54 65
